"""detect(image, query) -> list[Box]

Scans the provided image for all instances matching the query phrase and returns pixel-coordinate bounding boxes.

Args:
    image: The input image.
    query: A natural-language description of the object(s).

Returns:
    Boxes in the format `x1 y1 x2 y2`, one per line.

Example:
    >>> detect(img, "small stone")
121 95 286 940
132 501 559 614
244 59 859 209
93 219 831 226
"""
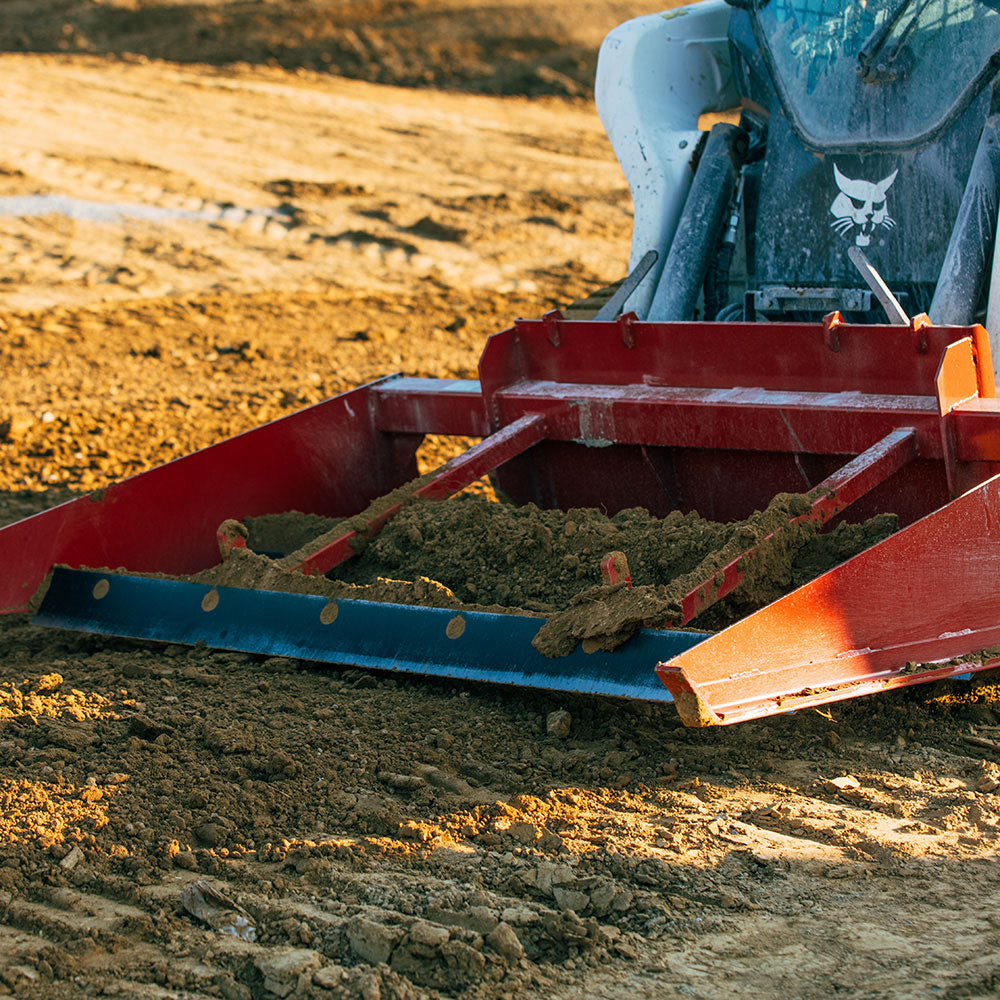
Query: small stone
194 822 225 847
588 882 618 917
552 887 590 913
485 922 524 962
313 965 346 989
173 851 198 871
547 709 572 739
506 821 539 844
408 920 449 948
423 904 497 935
824 775 861 793
537 828 563 851
612 888 634 912
414 764 470 794
385 773 426 791
59 845 84 870
348 916 401 964
255 948 322 999
219 975 252 1000
976 775 999 793
534 862 575 893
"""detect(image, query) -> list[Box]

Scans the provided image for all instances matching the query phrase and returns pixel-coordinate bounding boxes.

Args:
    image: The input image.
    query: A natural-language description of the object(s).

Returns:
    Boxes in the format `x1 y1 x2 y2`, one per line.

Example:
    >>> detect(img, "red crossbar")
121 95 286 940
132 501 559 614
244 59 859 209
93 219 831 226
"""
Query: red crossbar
289 412 550 576
676 427 919 623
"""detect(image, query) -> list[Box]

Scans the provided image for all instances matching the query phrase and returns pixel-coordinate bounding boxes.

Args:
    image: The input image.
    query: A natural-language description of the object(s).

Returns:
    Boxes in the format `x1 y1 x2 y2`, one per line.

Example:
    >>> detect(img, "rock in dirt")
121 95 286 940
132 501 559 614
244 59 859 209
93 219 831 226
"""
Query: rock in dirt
414 763 471 794
824 775 861 793
588 882 632 917
173 851 199 871
553 886 590 913
128 715 174 741
2 966 38 988
254 948 323 999
506 821 540 844
313 965 348 990
58 845 84 870
407 920 450 950
530 861 575 894
194 821 227 847
379 771 427 791
547 709 572 738
425 904 497 935
486 921 525 961
348 916 402 964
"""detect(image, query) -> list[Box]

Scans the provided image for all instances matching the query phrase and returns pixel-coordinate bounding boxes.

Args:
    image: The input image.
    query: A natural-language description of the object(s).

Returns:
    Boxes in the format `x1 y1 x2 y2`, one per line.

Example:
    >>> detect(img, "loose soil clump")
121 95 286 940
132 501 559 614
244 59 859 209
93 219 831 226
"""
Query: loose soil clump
204 490 897 658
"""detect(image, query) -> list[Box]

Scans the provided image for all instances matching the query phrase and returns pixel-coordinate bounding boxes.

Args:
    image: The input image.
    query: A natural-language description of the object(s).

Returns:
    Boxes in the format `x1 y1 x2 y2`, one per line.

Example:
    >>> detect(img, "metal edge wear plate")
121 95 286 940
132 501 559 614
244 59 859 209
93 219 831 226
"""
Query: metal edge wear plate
34 568 710 701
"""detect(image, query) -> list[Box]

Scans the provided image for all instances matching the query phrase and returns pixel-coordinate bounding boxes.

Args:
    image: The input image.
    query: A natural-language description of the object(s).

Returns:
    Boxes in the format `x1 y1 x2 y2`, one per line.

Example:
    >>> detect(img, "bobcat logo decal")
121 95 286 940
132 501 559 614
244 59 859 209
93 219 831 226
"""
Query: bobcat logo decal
829 165 898 247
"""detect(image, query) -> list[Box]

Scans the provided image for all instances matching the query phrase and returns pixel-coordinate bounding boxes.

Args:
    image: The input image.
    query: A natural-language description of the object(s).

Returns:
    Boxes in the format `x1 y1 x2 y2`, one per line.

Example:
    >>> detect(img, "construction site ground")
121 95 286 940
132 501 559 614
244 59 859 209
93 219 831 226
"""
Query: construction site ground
3 3 1000 998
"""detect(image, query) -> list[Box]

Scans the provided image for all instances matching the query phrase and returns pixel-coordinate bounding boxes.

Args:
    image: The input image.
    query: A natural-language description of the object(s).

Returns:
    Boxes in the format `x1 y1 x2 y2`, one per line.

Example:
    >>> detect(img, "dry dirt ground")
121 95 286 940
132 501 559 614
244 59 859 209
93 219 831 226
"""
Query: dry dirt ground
3 3 1000 999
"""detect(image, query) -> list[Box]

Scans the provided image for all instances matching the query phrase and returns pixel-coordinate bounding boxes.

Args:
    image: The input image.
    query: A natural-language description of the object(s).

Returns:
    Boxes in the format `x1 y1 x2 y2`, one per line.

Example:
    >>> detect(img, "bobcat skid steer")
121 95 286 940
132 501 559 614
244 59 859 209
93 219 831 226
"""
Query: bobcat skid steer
6 0 1000 726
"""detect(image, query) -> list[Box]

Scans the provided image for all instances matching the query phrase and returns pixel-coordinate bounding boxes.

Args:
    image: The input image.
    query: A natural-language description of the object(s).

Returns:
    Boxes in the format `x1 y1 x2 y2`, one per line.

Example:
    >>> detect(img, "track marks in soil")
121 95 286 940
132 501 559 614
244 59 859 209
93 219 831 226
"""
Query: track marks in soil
3 612 1000 997
0 56 632 310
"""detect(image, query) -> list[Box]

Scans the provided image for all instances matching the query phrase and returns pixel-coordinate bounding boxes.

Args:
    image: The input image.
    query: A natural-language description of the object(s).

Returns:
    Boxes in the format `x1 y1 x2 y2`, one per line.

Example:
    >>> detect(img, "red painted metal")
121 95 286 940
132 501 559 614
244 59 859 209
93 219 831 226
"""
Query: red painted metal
600 552 632 588
0 378 451 614
657 472 1000 725
6 309 1000 726
473 317 1000 524
289 412 550 576
478 313 995 397
674 427 918 624
372 377 489 437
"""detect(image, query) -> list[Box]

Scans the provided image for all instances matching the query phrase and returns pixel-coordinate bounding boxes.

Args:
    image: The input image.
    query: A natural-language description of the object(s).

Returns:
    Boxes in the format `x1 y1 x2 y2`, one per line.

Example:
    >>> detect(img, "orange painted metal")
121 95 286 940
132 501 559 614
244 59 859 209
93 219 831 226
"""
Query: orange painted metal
937 336 991 496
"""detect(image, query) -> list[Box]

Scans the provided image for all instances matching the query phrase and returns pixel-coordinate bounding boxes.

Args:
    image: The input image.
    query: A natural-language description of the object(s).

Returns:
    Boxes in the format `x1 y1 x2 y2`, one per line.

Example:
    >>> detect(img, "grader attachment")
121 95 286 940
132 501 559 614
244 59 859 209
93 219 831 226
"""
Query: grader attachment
5 311 1000 725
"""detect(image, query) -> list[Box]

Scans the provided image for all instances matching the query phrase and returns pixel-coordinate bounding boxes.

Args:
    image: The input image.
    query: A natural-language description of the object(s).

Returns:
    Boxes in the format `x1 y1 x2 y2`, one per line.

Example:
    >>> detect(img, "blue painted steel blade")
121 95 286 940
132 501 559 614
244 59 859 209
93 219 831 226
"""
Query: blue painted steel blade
34 568 709 701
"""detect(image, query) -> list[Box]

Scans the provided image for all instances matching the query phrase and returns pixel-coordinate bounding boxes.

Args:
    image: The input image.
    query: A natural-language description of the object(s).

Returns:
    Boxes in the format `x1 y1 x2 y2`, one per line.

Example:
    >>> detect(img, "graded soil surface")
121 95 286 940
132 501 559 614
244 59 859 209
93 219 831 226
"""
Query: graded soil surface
4 6 1000 1000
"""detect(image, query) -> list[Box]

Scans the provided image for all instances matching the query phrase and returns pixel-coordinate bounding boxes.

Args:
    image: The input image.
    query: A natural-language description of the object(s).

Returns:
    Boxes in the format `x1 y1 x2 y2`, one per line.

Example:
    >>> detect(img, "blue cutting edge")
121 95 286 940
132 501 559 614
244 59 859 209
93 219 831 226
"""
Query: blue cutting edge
34 567 710 701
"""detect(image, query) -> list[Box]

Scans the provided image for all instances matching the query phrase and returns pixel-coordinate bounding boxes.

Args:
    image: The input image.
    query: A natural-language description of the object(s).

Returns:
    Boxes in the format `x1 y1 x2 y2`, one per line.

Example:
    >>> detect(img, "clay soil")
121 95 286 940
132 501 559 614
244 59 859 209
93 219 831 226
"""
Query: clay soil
4 4 1000 999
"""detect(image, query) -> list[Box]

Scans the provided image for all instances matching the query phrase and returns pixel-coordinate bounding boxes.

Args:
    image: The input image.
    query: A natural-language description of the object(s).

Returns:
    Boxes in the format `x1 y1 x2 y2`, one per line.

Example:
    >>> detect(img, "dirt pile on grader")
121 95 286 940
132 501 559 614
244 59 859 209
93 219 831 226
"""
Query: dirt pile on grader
198 490 897 659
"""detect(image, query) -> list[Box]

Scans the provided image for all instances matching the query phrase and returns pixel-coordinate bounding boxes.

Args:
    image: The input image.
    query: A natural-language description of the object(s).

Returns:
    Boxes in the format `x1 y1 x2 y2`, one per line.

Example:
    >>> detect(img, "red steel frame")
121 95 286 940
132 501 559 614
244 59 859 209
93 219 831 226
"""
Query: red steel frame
4 309 1000 724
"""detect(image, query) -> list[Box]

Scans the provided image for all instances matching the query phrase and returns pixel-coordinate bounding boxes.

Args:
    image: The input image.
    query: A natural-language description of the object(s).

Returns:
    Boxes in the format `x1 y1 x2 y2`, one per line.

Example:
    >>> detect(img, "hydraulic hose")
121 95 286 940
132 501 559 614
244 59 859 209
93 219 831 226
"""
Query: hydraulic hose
647 122 748 321
930 114 1000 326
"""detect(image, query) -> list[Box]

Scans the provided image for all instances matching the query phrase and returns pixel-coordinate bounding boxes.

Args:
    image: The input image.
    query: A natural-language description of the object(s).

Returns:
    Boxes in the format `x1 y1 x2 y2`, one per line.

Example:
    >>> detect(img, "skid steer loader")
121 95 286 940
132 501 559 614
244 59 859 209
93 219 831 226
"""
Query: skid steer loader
5 0 1000 726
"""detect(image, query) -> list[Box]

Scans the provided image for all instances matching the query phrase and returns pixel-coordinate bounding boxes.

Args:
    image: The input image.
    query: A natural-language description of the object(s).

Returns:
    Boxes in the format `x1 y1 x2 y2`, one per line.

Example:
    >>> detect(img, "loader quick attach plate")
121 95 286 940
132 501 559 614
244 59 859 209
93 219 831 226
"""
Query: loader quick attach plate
35 568 710 701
